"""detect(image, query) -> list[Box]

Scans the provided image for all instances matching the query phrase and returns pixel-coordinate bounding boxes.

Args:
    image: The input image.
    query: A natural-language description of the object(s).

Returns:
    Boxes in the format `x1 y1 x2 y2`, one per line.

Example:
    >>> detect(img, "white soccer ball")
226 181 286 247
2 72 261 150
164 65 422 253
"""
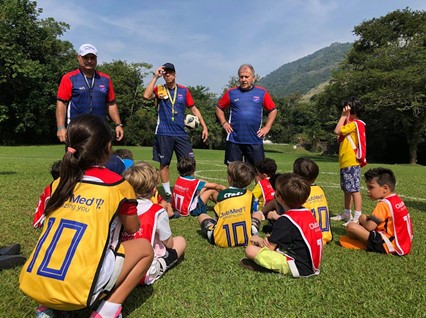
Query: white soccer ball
184 114 200 129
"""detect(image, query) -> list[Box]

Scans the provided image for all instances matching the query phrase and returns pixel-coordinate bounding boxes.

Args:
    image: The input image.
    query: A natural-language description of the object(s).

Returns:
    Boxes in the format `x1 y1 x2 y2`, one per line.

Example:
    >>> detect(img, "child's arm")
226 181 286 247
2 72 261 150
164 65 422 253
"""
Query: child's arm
263 236 277 251
202 181 226 192
334 105 350 135
358 214 380 231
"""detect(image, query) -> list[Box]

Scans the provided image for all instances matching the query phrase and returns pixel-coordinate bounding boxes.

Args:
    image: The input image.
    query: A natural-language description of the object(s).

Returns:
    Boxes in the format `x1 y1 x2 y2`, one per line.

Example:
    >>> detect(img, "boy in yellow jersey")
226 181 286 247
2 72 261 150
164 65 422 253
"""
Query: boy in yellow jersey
293 157 332 244
198 161 263 247
331 97 366 226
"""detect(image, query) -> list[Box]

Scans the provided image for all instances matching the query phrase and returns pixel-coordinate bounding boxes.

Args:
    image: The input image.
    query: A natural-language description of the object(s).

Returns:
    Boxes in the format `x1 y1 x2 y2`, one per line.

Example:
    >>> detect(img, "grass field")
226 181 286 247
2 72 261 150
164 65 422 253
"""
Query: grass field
0 145 425 317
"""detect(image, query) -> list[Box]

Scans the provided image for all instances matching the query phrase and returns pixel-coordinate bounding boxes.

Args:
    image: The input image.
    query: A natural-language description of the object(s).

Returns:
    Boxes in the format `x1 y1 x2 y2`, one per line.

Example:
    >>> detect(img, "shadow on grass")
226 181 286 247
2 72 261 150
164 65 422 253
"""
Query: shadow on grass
405 200 426 213
0 171 16 175
124 284 154 316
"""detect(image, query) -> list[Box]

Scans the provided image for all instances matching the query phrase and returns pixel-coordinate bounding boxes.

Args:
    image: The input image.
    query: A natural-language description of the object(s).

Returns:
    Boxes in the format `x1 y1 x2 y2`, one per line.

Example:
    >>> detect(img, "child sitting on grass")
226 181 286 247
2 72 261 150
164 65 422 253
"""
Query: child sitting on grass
341 167 413 255
293 157 332 245
172 156 226 217
252 158 277 211
122 161 186 284
32 159 61 228
198 161 263 248
241 173 323 277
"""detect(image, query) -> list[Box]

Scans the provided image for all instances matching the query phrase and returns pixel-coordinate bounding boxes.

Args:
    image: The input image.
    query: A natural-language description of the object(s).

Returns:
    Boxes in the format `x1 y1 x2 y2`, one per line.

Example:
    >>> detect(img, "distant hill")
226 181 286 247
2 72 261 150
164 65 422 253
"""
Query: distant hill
258 42 352 98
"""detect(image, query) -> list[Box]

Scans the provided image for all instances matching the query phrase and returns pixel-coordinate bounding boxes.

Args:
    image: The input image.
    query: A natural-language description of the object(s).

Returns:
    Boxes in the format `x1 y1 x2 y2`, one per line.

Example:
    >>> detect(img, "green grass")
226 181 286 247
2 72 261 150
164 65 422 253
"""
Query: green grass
1 145 425 317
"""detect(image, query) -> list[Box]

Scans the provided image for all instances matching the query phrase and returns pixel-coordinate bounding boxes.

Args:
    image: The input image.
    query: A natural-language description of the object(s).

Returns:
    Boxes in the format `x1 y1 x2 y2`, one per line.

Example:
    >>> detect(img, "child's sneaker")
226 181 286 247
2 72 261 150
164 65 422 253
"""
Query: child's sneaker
90 306 122 318
330 212 351 222
36 306 55 318
342 218 359 227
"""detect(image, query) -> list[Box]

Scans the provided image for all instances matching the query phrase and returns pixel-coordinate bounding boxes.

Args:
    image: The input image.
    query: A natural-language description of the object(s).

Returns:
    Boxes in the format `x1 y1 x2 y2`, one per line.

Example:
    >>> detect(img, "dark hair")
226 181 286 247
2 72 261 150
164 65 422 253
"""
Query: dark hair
341 96 365 117
364 167 396 192
254 158 277 177
275 173 310 209
113 148 133 160
269 173 282 190
293 157 319 183
227 161 255 188
50 160 62 180
44 114 113 216
177 156 196 176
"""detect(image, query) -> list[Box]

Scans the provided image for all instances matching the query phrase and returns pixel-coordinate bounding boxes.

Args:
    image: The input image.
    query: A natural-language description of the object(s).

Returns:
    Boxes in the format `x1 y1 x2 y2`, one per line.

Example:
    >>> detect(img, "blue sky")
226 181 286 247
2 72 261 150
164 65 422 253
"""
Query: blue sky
36 0 426 95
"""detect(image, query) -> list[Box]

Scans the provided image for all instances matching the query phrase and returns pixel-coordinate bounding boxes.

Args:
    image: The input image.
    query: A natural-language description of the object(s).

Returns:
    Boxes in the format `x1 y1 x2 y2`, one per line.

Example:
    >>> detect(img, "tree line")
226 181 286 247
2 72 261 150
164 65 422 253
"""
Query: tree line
1 1 425 164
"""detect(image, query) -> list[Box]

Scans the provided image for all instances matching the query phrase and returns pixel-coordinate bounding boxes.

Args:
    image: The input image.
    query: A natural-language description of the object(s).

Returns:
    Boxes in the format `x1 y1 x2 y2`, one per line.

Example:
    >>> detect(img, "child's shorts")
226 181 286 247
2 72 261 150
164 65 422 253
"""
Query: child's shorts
190 196 207 216
200 218 217 245
254 247 290 274
366 231 387 254
340 166 361 192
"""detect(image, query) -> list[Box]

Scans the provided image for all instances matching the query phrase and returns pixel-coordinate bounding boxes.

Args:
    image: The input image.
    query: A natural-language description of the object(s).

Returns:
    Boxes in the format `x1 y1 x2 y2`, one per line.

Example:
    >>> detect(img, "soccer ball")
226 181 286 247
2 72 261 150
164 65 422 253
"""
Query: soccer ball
184 114 200 129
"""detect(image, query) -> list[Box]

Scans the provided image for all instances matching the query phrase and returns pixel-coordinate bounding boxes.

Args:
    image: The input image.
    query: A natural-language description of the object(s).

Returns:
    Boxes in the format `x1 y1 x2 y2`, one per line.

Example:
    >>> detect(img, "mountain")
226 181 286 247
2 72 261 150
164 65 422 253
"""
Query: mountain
258 42 352 98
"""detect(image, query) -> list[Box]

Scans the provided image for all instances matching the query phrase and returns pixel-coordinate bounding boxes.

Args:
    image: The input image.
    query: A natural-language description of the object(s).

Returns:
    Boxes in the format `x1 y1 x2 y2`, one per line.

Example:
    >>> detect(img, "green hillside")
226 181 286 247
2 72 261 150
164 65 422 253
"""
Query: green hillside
258 42 352 98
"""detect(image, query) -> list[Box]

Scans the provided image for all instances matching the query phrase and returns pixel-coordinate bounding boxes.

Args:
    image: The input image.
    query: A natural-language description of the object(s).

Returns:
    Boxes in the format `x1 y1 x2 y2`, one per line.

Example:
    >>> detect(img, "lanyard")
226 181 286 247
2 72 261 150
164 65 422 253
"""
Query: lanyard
166 85 177 121
83 73 95 113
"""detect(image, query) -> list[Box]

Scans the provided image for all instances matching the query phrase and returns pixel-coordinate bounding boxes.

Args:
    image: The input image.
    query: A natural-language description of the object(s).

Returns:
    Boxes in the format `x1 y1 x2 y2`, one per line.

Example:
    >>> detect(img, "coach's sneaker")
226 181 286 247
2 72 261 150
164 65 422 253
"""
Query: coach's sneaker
330 212 351 222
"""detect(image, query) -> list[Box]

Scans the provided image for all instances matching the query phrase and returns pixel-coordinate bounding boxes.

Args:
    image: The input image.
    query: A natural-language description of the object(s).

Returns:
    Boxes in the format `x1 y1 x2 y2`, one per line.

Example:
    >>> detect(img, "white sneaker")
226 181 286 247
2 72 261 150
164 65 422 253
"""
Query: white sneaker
330 213 351 222
343 218 359 227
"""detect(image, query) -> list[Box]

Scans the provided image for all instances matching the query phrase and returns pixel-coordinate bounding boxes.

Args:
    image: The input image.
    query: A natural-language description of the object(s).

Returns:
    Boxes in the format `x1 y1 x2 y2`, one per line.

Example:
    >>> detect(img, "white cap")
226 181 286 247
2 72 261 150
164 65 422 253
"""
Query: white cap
78 43 97 56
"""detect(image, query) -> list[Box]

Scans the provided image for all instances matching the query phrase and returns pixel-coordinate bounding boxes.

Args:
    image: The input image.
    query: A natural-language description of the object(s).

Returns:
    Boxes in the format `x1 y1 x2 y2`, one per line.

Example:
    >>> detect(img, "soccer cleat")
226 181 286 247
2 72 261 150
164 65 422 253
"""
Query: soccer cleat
0 255 26 270
330 213 351 222
0 243 21 256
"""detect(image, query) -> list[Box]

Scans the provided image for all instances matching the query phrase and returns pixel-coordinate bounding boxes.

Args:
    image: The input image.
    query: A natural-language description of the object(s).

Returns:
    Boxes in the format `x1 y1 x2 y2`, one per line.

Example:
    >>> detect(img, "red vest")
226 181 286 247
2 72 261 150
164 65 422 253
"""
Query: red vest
172 177 201 216
283 209 323 277
121 202 164 284
258 178 275 206
381 194 413 256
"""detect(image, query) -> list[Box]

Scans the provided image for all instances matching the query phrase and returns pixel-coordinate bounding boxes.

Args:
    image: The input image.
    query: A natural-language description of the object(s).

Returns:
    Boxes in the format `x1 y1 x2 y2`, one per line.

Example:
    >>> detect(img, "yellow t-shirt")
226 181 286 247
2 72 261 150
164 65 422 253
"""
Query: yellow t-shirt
339 121 359 169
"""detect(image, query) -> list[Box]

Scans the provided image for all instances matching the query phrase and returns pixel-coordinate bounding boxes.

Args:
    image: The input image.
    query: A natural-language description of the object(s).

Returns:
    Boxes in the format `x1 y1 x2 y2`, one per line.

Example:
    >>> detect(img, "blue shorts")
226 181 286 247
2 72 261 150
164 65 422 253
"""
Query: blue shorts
225 141 264 165
190 196 207 216
340 166 361 192
153 135 194 166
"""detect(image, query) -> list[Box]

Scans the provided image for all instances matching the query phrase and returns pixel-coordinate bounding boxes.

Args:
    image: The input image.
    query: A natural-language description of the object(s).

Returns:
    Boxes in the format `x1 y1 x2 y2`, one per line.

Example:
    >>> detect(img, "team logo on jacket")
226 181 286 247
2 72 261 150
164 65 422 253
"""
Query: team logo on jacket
99 85 106 92
253 96 260 103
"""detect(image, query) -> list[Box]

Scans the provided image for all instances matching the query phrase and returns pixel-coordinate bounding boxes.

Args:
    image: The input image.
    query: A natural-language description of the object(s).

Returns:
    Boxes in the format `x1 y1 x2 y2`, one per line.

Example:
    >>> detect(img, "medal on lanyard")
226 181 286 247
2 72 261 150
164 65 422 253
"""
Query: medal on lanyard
83 73 95 113
166 86 178 121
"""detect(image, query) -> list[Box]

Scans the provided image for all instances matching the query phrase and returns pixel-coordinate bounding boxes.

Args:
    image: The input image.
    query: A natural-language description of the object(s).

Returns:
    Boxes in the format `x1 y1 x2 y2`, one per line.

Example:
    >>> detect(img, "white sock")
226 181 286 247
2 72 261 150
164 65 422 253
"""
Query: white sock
162 182 171 195
344 209 352 216
353 211 362 221
95 300 122 318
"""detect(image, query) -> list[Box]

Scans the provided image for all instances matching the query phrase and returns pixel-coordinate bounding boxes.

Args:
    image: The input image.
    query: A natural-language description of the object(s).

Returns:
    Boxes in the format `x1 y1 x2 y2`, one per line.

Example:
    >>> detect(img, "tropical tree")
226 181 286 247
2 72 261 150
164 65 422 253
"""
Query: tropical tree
316 8 426 164
0 0 75 144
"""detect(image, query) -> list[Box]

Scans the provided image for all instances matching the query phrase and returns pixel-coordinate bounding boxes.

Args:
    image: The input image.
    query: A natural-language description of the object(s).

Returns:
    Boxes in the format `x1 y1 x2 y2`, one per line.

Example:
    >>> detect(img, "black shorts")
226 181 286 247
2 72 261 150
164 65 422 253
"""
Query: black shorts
224 141 264 165
153 135 194 166
161 247 179 268
366 231 387 254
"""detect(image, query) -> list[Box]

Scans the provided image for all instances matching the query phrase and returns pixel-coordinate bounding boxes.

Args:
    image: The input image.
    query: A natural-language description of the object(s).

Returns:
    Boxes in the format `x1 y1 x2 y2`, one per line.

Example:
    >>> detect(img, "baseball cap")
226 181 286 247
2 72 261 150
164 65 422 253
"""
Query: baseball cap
163 63 175 72
104 155 125 175
78 43 98 56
